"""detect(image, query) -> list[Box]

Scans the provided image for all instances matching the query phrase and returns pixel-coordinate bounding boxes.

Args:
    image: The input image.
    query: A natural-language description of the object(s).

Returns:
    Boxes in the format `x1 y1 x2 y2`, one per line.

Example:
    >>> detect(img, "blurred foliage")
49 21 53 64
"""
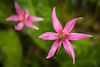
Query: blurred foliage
0 29 22 67
0 0 100 67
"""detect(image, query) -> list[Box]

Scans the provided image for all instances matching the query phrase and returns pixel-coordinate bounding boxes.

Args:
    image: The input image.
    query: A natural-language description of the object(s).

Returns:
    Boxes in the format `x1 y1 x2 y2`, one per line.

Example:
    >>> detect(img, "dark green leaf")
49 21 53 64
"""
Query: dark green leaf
0 29 22 67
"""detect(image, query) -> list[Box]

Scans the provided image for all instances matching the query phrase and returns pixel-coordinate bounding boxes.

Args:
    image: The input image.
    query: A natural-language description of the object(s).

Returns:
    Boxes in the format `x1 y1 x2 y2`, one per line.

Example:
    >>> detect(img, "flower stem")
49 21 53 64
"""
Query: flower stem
57 40 62 51
53 39 62 58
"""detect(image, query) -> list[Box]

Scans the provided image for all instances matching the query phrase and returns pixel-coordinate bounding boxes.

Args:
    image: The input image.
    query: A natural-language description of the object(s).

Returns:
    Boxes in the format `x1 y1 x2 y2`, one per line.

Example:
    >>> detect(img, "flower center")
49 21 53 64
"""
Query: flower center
21 16 25 21
60 34 66 40
19 15 25 21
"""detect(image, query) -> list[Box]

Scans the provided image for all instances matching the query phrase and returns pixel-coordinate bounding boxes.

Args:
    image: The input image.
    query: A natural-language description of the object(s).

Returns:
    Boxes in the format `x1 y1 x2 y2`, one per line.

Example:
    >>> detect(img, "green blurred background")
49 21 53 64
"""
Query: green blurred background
0 0 100 67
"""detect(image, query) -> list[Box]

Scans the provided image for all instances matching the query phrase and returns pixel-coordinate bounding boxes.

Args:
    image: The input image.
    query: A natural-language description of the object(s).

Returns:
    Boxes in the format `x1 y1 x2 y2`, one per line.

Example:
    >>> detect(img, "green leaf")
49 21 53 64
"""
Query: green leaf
0 29 22 67
88 0 99 3
0 0 14 23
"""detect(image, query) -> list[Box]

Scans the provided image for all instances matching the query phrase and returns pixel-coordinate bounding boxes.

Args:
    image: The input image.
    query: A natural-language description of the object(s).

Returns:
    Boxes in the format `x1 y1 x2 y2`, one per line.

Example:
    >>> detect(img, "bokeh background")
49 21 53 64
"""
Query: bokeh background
0 0 100 67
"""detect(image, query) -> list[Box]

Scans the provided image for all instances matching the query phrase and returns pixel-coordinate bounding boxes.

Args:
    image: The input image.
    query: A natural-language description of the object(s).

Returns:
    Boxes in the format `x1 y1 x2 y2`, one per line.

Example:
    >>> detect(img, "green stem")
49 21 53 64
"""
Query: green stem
57 40 63 51
53 40 62 58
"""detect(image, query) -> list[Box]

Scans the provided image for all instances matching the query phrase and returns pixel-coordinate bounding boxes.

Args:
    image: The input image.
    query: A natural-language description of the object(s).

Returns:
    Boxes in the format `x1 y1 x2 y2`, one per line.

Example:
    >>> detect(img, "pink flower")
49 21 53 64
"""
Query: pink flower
39 7 92 64
6 2 44 30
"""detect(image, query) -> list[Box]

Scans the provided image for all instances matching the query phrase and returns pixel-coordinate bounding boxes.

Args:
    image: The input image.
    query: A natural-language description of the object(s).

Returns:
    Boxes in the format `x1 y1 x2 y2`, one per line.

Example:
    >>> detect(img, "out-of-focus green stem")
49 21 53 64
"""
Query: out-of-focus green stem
53 40 62 58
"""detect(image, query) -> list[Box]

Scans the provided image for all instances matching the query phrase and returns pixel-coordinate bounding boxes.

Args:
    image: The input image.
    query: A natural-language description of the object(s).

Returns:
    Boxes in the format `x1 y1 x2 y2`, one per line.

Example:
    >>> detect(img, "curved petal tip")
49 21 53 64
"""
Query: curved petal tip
24 11 29 19
53 7 55 10
90 35 93 37
46 56 50 59
15 2 17 5
14 22 24 30
73 61 75 64
86 34 93 38
36 17 44 21
34 27 39 30
15 26 22 31
73 57 75 64
6 18 11 21
39 36 41 38
6 18 9 21
79 17 83 19
40 18 44 21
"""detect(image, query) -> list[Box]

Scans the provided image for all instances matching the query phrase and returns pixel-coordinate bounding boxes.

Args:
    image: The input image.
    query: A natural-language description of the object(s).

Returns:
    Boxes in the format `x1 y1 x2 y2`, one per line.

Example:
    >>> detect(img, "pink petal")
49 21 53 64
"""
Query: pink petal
52 7 62 34
46 39 61 58
63 18 83 34
39 32 59 40
15 21 24 30
24 11 29 19
28 16 44 21
63 39 75 64
24 20 39 30
6 15 20 21
15 2 23 15
68 33 93 40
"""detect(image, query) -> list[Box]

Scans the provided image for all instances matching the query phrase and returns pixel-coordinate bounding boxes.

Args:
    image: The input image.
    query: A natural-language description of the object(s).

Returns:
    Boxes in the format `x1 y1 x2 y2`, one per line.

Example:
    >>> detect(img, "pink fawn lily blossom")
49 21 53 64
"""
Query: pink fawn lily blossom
39 7 93 64
6 2 44 30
